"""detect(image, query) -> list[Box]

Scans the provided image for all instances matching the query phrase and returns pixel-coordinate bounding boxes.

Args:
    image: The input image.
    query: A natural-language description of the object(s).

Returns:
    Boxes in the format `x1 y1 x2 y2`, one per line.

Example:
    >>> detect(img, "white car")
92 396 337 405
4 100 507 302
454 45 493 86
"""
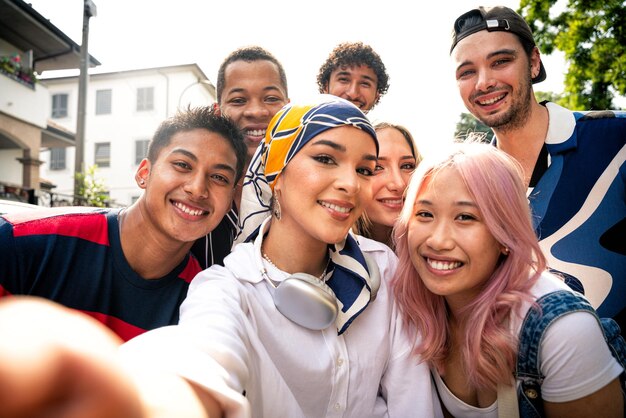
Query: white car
0 199 41 215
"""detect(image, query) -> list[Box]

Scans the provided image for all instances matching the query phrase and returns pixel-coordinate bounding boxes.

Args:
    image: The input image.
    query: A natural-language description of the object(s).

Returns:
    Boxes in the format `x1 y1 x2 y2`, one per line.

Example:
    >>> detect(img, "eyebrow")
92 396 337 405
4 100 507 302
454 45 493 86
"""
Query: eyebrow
456 48 518 72
310 139 377 162
378 155 415 161
416 199 478 208
226 85 284 96
334 69 377 83
171 148 197 162
171 148 236 174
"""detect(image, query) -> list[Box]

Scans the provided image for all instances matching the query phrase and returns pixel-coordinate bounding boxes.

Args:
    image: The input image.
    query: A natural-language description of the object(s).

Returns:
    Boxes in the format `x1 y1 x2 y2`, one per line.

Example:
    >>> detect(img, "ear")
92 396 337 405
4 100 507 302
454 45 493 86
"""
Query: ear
135 159 151 189
212 102 221 117
530 47 542 79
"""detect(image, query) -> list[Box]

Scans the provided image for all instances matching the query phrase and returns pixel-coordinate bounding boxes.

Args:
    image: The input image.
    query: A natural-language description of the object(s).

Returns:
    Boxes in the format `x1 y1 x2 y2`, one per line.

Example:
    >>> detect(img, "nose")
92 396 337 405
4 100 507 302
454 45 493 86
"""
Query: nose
386 168 405 193
475 68 496 92
345 81 360 99
183 173 209 200
243 100 270 119
335 168 361 195
426 220 455 251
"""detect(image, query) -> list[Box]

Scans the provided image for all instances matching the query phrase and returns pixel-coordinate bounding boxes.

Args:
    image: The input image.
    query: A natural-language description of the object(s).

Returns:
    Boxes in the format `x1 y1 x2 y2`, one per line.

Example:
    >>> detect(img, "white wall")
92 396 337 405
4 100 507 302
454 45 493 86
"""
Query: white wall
40 66 215 206
0 149 24 184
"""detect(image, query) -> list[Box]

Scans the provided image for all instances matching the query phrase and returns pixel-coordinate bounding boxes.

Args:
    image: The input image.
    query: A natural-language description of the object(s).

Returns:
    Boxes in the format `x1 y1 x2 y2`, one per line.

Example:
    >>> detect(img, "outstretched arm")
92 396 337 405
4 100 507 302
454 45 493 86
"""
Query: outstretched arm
0 296 222 418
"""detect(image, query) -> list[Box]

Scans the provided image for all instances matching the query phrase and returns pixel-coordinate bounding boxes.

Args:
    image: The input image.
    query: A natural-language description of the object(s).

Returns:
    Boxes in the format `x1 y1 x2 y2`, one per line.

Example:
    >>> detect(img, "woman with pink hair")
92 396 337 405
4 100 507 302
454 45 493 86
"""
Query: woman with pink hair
393 142 624 417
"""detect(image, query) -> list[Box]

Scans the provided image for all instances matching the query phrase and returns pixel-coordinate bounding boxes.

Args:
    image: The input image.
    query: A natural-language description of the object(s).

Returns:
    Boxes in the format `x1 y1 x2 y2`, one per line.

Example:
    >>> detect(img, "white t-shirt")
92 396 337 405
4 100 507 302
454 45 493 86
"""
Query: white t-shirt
433 273 623 418
122 236 442 418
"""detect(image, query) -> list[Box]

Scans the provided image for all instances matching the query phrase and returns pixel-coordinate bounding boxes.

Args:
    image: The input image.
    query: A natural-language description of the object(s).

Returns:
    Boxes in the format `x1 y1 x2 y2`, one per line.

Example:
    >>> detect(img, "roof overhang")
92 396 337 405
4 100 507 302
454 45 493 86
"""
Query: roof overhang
0 0 100 72
41 120 75 148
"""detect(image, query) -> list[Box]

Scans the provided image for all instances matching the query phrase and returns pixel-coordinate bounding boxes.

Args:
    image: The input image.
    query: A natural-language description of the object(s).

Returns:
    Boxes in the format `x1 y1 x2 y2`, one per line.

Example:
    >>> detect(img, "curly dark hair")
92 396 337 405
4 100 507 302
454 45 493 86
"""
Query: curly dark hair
216 46 288 104
316 42 390 108
148 106 247 184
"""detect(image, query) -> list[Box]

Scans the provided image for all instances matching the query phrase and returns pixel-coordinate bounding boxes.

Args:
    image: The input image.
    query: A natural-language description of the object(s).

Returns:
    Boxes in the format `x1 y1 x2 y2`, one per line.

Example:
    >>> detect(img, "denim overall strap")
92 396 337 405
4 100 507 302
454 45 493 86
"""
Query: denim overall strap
516 290 598 418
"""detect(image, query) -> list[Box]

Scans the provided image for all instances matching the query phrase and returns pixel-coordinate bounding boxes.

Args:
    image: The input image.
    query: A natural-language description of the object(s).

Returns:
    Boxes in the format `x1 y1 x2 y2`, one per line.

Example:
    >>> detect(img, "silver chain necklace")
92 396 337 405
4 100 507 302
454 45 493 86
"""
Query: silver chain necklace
262 251 330 280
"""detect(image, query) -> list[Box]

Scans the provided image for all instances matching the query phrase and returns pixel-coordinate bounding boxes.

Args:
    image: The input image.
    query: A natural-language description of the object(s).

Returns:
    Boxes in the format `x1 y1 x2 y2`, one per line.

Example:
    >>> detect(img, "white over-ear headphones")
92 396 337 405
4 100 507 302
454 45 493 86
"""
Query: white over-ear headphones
259 250 380 331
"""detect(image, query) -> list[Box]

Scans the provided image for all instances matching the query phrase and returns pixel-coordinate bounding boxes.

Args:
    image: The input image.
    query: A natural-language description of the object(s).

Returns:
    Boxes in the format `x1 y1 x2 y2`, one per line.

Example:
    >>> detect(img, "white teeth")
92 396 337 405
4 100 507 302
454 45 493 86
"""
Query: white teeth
427 258 462 271
320 201 351 213
174 201 205 216
479 94 504 105
381 199 403 205
247 129 266 137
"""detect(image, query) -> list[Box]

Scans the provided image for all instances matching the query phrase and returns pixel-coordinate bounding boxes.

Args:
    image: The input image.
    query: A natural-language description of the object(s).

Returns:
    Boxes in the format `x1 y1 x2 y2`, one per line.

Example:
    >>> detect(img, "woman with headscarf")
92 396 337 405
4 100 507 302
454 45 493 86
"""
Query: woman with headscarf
118 95 441 417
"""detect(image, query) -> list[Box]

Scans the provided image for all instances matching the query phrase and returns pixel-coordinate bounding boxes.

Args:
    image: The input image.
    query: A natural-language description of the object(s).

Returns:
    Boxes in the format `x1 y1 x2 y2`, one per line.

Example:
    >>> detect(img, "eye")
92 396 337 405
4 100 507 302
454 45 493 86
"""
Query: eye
313 155 335 165
265 96 284 104
456 213 477 221
227 97 246 105
457 69 475 79
493 58 512 67
357 166 374 176
173 161 191 170
401 162 416 171
360 81 372 88
211 174 231 185
374 164 384 172
415 210 433 219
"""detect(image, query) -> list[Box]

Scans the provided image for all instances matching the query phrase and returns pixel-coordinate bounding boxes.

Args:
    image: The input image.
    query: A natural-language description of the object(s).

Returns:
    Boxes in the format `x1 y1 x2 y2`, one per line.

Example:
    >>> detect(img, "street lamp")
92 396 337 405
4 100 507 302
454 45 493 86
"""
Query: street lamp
74 0 97 202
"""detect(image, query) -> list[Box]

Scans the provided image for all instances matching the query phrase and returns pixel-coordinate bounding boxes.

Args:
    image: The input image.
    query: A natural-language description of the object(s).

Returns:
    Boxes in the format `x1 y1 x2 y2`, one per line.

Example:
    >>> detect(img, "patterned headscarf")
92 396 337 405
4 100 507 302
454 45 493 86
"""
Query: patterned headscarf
236 94 379 334
236 94 377 243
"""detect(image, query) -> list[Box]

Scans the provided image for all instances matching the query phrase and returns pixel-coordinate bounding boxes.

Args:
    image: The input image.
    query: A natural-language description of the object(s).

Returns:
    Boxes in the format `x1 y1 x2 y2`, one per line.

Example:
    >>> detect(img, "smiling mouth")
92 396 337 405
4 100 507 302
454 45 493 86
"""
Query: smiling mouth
477 93 506 106
427 258 463 271
173 201 208 217
245 129 266 138
379 198 403 205
319 201 352 214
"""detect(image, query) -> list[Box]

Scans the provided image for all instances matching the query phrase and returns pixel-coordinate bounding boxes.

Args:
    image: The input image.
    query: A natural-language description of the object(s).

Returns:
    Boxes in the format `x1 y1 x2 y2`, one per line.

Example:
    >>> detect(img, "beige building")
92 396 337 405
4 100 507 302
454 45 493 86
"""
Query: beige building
0 0 99 204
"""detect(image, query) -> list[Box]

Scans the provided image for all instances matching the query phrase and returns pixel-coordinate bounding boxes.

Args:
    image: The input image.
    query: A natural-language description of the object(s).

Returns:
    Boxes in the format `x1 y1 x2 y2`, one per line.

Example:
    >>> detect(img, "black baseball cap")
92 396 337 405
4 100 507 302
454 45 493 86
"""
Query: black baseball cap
450 6 546 84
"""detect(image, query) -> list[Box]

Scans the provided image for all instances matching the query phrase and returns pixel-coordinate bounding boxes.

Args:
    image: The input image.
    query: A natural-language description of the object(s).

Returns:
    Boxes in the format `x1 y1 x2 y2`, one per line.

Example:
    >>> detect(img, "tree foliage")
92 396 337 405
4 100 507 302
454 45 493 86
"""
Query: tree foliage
455 91 564 140
75 165 110 207
454 113 494 143
519 0 626 110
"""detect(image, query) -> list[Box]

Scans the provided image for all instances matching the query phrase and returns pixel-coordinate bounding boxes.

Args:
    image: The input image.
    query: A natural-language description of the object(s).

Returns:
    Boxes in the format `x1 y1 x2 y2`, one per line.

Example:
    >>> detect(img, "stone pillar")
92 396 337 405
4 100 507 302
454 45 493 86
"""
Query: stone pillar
17 149 43 189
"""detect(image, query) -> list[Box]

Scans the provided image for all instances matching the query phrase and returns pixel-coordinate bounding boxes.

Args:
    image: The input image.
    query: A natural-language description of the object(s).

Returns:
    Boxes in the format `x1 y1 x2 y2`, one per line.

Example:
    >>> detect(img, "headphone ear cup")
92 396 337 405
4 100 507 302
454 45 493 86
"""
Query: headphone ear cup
363 253 381 301
273 273 338 330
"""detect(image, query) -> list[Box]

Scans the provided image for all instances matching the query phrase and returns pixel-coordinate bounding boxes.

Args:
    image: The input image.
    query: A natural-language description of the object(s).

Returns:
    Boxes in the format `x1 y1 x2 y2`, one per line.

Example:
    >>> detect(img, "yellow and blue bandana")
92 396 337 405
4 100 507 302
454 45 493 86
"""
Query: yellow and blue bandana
236 94 377 243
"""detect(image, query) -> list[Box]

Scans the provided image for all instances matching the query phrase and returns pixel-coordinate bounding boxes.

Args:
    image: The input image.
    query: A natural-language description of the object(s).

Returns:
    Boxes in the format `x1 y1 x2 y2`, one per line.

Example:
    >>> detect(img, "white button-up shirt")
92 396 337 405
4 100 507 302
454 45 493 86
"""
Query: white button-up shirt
122 236 441 418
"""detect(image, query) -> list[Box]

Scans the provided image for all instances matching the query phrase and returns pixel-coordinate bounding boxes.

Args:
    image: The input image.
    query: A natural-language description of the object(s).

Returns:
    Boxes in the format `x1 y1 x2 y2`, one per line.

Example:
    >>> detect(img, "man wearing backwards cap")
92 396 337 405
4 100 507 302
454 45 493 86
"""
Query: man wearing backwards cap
450 6 626 333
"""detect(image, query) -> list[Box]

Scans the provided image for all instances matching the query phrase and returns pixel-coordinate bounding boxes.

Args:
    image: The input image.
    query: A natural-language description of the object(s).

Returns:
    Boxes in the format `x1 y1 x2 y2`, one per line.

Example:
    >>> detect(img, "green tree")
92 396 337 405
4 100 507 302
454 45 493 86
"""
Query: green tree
519 0 626 110
74 164 110 207
454 113 493 143
454 91 562 141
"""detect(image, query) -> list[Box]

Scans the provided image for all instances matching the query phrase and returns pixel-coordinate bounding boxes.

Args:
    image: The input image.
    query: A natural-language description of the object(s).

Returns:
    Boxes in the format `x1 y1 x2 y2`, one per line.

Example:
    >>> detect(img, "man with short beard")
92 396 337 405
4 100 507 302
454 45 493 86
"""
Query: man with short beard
450 6 626 334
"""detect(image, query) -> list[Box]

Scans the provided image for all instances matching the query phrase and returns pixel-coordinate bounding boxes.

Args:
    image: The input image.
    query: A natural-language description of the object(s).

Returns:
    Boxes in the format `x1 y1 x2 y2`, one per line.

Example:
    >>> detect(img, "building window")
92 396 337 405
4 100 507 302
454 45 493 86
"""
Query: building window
51 93 68 118
135 139 149 164
49 147 66 170
94 142 111 168
136 87 154 111
95 89 112 115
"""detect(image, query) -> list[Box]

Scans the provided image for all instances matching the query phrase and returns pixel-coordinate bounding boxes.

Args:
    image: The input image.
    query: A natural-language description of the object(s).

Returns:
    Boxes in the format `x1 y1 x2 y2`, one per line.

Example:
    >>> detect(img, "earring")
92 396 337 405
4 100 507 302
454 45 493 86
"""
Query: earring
503 247 510 255
272 192 281 220
139 179 145 186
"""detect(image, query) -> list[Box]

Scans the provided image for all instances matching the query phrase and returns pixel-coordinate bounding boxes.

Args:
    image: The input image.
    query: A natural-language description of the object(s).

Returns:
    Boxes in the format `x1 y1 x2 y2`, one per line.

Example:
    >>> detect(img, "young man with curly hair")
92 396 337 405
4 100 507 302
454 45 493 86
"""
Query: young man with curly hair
317 41 389 113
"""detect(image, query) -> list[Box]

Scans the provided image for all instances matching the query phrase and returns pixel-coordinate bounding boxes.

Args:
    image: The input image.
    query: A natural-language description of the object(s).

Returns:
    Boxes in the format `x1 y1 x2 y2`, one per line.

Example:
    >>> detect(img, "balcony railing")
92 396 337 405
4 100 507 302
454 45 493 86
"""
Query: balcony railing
0 55 37 89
